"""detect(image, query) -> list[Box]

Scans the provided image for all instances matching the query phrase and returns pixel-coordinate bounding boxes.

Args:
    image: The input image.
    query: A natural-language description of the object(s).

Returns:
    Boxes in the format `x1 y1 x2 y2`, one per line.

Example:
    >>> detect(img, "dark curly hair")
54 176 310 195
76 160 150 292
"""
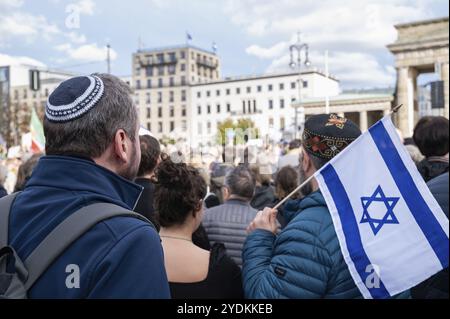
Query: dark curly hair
154 157 207 228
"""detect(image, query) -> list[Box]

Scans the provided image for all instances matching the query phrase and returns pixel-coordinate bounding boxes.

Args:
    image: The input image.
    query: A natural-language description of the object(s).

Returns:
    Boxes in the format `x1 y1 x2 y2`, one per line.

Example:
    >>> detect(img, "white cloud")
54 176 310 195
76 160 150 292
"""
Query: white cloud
55 43 117 62
0 53 46 68
67 32 87 44
225 0 444 88
0 0 23 9
72 0 95 15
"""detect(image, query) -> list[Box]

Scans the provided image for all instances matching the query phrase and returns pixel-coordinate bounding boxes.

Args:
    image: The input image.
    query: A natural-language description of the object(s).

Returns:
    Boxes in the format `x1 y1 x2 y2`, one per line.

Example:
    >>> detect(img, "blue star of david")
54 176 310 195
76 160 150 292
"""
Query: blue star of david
360 186 400 235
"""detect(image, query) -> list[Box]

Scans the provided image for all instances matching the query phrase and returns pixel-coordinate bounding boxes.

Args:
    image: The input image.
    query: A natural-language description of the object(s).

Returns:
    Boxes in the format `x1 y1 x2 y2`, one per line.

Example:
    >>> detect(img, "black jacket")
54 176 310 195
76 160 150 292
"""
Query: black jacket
134 177 159 230
250 184 276 211
412 173 449 299
417 158 449 183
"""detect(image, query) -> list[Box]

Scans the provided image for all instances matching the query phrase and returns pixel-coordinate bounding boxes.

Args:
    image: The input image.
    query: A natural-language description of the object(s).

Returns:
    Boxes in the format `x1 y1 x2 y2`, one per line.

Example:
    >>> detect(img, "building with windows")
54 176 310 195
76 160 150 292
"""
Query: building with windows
132 45 220 141
190 70 339 147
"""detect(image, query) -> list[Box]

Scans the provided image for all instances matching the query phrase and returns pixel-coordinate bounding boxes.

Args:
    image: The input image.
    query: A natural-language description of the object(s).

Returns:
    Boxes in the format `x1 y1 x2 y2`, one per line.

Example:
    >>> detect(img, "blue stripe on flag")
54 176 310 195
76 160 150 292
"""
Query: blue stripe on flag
321 165 390 299
370 121 449 268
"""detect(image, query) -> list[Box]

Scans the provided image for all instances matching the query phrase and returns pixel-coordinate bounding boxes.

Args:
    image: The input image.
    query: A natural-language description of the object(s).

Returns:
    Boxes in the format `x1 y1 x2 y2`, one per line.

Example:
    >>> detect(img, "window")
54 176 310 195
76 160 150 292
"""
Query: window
146 92 151 104
303 80 308 88
257 85 262 92
136 80 141 90
253 100 257 113
226 103 231 112
217 104 221 113
169 77 174 87
168 65 176 75
198 123 203 134
269 118 274 127
247 100 251 114
206 91 211 97
170 105 174 117
158 107 163 118
269 99 273 109
147 123 151 131
168 52 176 62
180 50 186 59
246 87 251 93
157 53 164 63
14 90 19 99
158 122 163 133
170 121 175 132
147 79 152 89
158 78 163 88
280 117 285 130
279 83 284 90
216 90 220 97
280 99 285 109
242 101 246 114
146 107 151 119
157 92 162 103
181 90 186 102
197 106 202 115
226 89 230 95
180 63 186 71
207 105 211 114
236 88 241 94
207 122 211 134
182 105 187 117
181 120 187 132
268 84 273 91
158 65 164 76
169 91 174 102
291 82 296 89
191 64 195 72
146 66 153 77
181 76 186 86
197 91 201 98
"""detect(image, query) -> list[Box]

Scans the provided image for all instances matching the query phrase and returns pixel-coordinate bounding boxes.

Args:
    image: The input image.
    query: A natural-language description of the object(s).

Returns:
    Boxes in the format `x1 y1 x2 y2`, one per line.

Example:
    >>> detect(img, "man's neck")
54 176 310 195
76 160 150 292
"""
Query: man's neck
227 195 250 203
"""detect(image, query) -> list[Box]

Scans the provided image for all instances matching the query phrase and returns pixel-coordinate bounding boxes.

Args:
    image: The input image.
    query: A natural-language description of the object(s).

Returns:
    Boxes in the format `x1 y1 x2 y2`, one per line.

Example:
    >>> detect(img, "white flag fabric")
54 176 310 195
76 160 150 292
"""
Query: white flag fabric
315 116 449 299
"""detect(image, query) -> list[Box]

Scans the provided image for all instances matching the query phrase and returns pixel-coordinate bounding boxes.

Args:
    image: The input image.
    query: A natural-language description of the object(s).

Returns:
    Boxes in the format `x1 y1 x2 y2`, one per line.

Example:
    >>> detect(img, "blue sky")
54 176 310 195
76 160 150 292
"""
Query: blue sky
0 0 448 89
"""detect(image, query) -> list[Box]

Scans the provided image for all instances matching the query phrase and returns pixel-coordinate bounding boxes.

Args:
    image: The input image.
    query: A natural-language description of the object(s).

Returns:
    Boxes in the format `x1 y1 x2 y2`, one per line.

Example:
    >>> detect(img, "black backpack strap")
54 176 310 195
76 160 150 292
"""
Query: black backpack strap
23 202 153 290
0 193 21 249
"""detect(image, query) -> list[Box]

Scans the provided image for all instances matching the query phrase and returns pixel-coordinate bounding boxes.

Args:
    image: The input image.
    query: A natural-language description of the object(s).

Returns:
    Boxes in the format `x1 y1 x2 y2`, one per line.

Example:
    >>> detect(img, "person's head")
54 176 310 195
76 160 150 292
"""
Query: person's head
223 165 255 202
249 164 271 187
154 158 206 233
44 74 140 180
14 153 42 192
300 113 361 196
275 166 299 199
289 139 301 151
137 135 161 178
413 116 449 158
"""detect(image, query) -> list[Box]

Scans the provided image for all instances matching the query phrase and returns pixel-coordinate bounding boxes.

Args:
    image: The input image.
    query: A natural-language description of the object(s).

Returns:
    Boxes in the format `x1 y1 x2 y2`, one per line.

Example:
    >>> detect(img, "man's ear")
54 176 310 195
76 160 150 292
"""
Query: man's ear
222 186 230 201
113 129 129 163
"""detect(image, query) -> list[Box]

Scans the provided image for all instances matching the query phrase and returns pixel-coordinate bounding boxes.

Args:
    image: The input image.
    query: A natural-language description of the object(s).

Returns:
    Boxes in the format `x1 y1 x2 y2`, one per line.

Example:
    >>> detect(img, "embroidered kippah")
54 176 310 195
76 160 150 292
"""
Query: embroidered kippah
46 75 105 123
302 113 361 160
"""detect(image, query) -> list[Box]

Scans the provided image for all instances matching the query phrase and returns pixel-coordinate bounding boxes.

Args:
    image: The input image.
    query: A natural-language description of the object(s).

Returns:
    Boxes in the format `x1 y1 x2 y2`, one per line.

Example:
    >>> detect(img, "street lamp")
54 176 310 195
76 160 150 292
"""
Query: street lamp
289 32 310 139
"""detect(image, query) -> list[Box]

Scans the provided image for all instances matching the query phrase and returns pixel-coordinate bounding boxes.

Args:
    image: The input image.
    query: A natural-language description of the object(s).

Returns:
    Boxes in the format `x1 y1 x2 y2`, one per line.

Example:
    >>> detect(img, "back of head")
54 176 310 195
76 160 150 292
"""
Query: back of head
14 153 43 192
137 135 161 177
289 139 301 151
275 166 299 199
302 113 362 170
44 73 138 158
249 164 271 186
413 116 449 158
154 158 206 228
224 165 255 200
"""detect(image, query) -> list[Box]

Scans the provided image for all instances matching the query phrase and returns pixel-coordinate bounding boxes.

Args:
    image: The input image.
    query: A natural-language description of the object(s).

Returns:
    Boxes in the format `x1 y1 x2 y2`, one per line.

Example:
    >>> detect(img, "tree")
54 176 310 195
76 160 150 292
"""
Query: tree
216 118 259 146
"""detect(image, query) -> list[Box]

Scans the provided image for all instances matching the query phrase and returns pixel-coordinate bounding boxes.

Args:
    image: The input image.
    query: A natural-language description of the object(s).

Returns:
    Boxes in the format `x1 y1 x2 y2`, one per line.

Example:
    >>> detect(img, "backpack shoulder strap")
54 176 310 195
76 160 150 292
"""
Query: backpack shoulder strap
23 202 153 290
0 192 21 249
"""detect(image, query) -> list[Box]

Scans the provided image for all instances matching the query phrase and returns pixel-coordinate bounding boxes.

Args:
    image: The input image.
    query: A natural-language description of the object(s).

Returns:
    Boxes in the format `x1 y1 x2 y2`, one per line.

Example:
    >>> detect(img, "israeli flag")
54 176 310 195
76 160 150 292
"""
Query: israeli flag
315 116 449 299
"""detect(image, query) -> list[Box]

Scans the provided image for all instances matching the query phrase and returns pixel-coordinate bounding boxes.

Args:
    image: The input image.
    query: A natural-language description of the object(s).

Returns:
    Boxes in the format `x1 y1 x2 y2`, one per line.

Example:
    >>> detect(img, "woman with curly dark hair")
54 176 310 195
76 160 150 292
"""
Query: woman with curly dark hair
154 157 243 299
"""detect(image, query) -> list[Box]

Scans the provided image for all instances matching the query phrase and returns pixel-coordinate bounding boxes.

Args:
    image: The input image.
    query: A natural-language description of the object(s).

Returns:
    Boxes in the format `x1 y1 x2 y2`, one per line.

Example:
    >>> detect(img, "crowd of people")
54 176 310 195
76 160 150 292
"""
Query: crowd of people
0 73 448 299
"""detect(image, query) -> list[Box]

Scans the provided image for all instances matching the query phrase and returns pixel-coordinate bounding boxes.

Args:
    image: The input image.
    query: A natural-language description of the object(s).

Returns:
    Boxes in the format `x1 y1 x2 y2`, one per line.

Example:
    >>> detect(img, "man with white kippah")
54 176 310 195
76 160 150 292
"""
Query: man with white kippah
2 74 170 298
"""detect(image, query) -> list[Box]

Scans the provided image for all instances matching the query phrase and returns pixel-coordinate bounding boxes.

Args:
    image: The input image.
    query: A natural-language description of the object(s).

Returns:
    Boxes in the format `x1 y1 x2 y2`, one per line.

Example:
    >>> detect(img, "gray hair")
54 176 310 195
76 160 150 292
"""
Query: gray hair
44 73 138 158
224 165 255 199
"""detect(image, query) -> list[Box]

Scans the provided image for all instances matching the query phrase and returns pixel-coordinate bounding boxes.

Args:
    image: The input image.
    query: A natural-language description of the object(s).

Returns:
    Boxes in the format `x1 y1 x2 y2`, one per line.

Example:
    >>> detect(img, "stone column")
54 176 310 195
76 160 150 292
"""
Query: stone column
441 62 449 119
359 110 368 132
396 67 417 137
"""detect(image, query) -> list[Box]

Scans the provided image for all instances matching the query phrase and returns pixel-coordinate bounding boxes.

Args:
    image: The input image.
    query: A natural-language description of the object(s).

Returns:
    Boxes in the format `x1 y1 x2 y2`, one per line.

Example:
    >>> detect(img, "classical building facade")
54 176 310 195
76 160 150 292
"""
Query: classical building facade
388 17 449 137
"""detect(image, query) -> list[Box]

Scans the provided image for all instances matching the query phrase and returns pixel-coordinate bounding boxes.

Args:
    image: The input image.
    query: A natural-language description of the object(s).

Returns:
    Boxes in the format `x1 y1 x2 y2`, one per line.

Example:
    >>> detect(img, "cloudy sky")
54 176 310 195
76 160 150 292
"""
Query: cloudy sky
0 0 448 89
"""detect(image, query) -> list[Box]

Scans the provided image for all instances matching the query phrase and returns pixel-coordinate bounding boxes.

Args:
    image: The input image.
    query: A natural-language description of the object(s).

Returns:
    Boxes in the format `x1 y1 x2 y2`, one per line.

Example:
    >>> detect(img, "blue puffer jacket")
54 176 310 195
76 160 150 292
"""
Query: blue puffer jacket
242 191 362 299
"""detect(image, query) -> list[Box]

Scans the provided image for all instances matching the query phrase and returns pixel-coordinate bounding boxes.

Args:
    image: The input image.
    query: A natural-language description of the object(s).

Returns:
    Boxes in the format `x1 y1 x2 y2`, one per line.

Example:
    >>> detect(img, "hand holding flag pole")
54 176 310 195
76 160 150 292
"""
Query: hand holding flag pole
272 104 403 211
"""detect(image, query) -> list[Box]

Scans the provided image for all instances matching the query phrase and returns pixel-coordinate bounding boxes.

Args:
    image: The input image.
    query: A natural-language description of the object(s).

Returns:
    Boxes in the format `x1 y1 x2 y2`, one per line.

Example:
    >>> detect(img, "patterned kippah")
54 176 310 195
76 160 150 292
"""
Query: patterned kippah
302 113 361 160
46 75 105 123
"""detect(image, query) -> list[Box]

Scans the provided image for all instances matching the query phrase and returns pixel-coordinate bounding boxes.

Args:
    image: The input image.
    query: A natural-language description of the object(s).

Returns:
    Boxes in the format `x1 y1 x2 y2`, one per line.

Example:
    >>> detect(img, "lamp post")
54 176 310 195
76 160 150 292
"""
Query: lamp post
289 32 310 139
